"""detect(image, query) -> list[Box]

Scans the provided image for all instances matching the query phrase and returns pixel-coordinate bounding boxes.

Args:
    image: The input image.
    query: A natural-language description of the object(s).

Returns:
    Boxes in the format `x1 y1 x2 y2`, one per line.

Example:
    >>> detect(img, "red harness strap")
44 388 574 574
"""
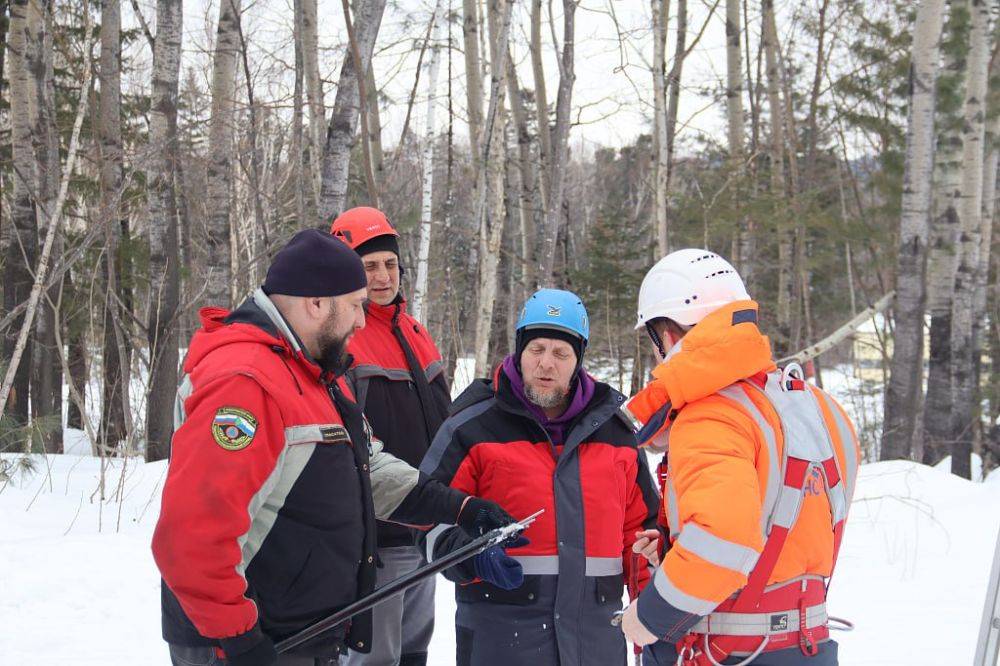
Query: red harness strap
677 455 846 665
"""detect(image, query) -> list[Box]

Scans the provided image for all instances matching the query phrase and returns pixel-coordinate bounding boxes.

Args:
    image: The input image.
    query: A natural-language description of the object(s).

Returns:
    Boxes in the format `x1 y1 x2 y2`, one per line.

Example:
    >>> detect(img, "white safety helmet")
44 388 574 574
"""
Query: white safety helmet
635 249 750 329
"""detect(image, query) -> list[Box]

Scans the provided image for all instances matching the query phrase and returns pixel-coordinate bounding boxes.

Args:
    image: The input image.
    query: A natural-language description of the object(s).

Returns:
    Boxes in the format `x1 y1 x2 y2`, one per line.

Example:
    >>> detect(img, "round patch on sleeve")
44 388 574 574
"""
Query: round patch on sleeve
211 407 258 451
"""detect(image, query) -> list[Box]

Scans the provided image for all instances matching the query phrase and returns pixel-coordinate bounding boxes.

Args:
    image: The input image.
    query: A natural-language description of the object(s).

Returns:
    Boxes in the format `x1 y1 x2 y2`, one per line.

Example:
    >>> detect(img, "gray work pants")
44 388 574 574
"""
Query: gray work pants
342 546 435 666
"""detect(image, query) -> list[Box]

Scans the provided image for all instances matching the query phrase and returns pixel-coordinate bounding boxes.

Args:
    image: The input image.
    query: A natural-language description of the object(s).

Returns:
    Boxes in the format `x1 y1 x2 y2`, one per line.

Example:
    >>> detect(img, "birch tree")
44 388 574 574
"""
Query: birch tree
948 0 991 478
319 0 387 220
923 0 971 464
651 0 670 257
412 0 444 324
881 0 947 462
145 0 183 462
473 0 512 377
204 0 241 308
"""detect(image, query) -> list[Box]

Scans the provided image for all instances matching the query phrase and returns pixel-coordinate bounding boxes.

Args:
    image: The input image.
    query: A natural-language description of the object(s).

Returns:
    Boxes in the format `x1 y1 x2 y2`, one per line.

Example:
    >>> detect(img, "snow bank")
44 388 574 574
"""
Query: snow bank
2 454 997 664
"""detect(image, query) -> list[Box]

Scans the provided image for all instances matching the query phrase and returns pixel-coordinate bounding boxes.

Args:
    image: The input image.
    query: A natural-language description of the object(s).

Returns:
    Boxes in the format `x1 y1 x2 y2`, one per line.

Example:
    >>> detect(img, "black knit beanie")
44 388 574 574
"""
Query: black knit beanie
263 228 367 297
354 234 400 260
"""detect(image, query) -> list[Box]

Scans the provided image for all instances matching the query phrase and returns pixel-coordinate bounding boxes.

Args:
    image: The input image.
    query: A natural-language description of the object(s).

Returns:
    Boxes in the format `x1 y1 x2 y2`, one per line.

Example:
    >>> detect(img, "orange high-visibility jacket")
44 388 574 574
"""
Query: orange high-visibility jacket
626 300 860 640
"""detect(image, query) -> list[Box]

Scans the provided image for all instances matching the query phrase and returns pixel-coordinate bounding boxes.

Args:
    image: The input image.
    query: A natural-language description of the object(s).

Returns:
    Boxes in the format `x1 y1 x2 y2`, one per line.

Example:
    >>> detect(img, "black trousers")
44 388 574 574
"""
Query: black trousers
168 644 340 666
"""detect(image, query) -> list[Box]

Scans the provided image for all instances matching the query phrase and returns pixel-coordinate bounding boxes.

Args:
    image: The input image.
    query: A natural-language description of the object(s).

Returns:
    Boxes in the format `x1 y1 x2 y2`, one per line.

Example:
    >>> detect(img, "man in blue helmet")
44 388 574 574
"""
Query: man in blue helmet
419 289 661 666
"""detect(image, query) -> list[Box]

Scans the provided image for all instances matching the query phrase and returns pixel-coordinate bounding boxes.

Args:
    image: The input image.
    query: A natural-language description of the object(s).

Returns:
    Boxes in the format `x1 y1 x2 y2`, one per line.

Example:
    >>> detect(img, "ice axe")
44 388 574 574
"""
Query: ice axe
275 509 544 655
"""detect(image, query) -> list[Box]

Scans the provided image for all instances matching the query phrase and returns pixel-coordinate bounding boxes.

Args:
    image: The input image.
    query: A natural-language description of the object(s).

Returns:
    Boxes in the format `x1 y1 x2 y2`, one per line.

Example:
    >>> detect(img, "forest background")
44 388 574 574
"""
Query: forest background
0 0 998 483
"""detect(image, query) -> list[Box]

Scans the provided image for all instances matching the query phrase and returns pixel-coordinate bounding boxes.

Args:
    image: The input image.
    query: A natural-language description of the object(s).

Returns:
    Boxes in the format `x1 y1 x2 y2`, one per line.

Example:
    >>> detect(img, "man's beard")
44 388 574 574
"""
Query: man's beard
317 311 352 374
524 381 570 412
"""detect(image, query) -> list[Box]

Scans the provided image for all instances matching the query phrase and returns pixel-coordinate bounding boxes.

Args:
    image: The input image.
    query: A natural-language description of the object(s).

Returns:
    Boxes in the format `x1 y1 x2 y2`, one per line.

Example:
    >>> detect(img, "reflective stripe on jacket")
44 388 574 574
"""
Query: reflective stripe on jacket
152 289 466 656
420 370 660 666
626 301 860 641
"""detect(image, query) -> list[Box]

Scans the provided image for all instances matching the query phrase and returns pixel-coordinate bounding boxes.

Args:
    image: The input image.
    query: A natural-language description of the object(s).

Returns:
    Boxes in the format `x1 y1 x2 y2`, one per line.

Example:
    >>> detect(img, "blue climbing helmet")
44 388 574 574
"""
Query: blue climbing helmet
516 288 590 341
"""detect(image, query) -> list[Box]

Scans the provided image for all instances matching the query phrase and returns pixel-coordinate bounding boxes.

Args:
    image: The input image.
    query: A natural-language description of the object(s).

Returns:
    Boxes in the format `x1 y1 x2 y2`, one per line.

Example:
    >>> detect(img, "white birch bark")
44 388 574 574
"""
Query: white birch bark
881 0 947 462
412 0 444 325
923 0 971 463
948 0 992 478
652 0 670 257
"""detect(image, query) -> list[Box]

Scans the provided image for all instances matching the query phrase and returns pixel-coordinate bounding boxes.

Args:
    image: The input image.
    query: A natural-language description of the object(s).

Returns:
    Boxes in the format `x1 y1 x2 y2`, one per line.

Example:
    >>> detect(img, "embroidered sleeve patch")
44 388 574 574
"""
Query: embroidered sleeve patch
211 407 258 451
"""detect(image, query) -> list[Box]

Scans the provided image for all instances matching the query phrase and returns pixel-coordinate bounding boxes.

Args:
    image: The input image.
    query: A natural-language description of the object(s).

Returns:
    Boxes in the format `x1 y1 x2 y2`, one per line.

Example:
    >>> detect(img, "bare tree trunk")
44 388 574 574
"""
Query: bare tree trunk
530 0 551 204
536 0 576 285
727 0 752 282
664 0 686 223
412 0 444 324
31 0 63 453
292 0 306 224
651 0 670 258
301 0 324 210
98 0 130 450
0 1 92 431
318 0 387 220
506 53 539 293
464 0 484 166
145 0 183 462
924 0 971 464
762 0 792 355
949 0 991 479
881 0 947 462
204 0 241 309
473 0 512 377
2 0 39 432
365 63 384 185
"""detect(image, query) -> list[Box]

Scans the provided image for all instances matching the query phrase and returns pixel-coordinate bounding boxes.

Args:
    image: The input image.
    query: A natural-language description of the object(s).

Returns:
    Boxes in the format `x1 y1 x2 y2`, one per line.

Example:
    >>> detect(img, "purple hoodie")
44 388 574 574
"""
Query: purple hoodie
501 354 595 447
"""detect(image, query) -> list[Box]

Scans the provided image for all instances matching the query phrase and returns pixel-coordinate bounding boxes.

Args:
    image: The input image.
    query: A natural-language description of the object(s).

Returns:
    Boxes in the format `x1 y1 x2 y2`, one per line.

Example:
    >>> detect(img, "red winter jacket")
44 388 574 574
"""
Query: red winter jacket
152 289 466 658
346 297 452 547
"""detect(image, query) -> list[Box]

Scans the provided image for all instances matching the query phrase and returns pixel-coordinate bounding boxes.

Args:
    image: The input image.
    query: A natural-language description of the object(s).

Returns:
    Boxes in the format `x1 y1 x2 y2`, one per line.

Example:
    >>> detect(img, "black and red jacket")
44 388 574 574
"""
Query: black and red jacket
419 369 660 663
346 297 451 547
151 289 466 658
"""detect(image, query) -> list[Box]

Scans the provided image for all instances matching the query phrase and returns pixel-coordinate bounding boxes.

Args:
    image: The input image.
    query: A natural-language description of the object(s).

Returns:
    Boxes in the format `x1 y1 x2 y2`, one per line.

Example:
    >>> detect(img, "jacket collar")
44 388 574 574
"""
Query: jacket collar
364 294 406 327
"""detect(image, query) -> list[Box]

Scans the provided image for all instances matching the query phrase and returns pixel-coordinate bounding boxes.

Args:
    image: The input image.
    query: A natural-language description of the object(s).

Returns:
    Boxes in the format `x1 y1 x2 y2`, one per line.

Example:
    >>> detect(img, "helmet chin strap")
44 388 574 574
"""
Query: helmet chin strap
644 321 666 360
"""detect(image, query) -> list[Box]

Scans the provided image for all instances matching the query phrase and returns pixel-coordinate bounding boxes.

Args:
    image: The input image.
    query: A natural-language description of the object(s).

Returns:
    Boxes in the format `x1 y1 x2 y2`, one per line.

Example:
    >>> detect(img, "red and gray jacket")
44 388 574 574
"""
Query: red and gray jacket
346 297 451 547
151 289 467 658
419 370 660 658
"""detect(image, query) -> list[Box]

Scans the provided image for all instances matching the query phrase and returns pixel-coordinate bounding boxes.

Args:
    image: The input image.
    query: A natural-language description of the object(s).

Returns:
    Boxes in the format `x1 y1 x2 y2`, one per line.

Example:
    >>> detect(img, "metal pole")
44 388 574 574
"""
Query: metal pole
276 511 541 654
975 525 1000 666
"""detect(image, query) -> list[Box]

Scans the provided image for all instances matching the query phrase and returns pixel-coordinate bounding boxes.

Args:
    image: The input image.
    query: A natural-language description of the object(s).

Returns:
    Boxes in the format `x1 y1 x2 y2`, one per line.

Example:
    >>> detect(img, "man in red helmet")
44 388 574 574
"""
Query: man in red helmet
331 207 454 666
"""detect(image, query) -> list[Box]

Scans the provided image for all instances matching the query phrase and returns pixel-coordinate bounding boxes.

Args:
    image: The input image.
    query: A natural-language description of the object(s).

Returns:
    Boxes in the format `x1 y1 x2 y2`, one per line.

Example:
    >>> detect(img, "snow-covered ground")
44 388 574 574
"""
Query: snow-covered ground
1 448 997 665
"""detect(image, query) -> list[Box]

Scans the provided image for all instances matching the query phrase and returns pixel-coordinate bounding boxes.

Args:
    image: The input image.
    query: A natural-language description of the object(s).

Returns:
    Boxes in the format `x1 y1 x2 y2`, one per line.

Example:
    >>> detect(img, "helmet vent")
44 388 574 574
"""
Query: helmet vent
691 253 716 263
706 269 734 278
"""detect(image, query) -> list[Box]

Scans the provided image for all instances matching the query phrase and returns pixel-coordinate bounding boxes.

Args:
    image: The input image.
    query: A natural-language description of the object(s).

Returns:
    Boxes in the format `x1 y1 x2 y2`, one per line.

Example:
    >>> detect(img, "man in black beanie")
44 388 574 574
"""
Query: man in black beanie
153 229 518 666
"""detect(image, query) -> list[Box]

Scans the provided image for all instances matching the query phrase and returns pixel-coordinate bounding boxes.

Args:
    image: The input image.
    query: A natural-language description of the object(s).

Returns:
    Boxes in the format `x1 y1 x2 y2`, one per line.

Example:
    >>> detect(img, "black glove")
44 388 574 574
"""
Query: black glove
457 497 516 536
221 629 278 666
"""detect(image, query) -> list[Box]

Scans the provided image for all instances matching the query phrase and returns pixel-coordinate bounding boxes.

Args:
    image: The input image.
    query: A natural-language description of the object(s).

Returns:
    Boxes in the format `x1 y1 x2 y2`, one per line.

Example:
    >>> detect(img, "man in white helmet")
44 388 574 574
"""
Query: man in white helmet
618 249 859 665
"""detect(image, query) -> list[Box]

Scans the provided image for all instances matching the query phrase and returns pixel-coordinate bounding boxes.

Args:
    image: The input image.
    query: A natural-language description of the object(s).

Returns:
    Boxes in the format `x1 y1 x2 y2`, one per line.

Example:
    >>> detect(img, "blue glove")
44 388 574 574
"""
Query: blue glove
473 535 529 590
